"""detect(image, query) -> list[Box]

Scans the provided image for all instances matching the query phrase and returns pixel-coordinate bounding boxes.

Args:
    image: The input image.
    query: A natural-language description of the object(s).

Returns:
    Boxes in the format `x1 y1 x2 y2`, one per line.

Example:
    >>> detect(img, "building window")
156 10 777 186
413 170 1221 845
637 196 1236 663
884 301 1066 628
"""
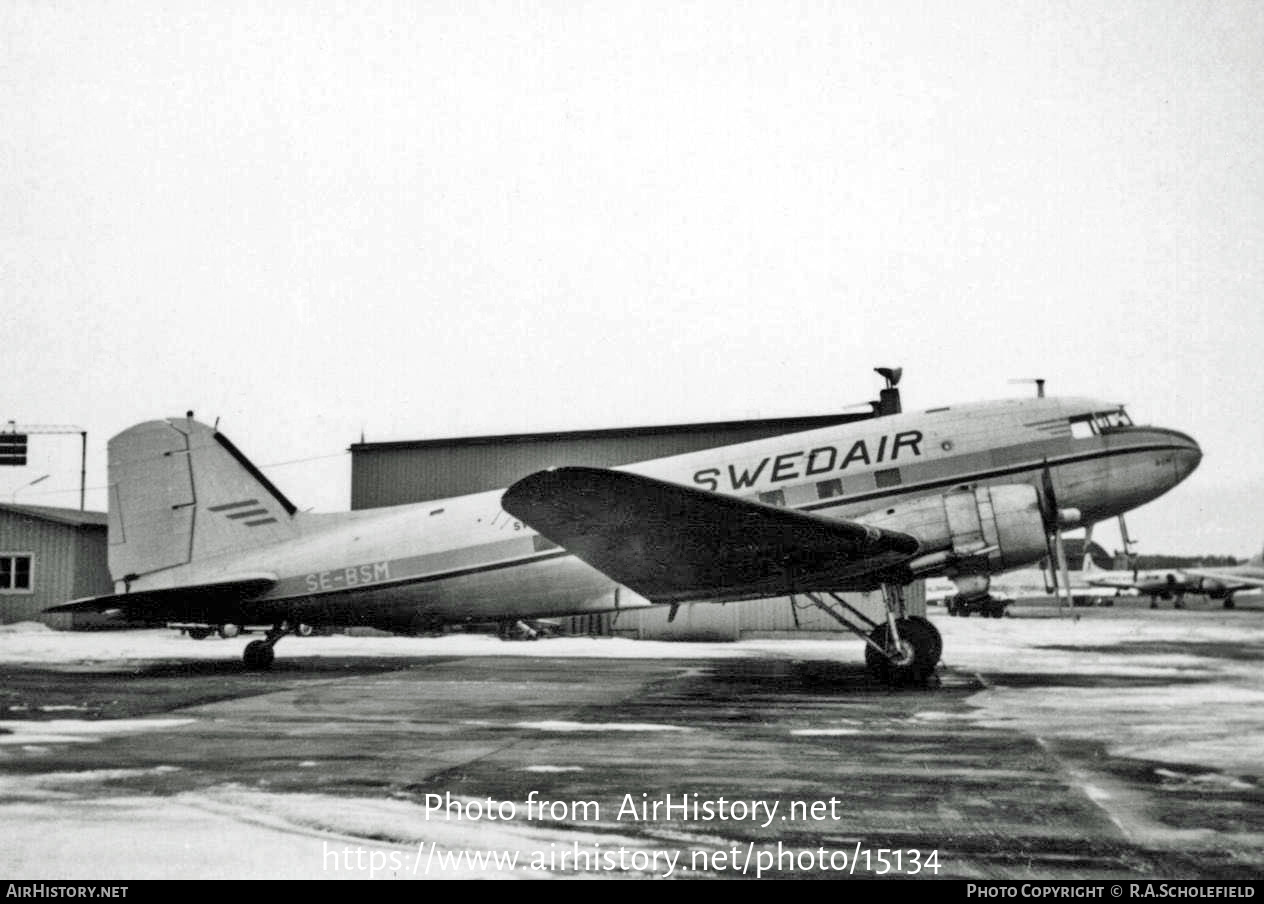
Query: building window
874 468 902 489
758 490 785 507
816 479 843 499
0 555 32 593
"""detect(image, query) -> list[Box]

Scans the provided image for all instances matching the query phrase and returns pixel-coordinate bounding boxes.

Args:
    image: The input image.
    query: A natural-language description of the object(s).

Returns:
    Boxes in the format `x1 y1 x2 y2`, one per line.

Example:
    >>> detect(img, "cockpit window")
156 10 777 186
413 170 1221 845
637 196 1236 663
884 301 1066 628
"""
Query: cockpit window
1070 408 1132 438
1094 409 1133 431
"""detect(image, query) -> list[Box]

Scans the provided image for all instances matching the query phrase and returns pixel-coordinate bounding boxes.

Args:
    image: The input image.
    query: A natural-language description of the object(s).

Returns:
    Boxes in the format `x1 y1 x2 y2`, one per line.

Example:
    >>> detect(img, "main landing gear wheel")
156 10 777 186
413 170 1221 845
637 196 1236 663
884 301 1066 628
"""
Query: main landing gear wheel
907 615 942 663
865 617 940 687
243 640 274 670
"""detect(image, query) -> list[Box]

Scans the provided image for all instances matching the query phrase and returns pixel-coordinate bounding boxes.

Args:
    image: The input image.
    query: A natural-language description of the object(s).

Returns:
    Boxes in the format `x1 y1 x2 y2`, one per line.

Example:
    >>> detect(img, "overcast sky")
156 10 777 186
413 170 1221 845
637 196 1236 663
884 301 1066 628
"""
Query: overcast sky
2 1 1261 556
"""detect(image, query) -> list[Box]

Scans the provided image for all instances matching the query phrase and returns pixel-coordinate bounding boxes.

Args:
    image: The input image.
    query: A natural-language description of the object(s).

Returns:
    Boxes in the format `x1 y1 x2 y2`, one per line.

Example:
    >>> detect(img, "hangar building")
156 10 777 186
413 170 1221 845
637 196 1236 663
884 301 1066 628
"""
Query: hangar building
350 408 886 510
0 503 111 626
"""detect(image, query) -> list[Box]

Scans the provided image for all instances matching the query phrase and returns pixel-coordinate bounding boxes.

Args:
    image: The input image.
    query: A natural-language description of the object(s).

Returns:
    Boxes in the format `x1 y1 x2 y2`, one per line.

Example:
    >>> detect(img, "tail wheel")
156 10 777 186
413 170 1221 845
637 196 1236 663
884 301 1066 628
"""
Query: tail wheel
217 623 241 639
295 623 314 637
243 640 275 670
865 618 940 686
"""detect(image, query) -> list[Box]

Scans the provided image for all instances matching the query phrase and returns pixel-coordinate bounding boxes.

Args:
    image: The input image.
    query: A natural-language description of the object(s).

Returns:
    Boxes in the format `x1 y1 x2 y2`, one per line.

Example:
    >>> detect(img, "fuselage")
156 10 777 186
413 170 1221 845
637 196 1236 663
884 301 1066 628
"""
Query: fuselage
139 396 1202 630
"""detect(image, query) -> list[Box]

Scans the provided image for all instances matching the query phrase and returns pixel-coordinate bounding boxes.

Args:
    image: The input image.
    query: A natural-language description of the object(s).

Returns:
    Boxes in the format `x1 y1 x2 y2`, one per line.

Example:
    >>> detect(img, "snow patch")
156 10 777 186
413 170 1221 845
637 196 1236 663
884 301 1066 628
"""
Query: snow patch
512 721 691 733
0 719 194 746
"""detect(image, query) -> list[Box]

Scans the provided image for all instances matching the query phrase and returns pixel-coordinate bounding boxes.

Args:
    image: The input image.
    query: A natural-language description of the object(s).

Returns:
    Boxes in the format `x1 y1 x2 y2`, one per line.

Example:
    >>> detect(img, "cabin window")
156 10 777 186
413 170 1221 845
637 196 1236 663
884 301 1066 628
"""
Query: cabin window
0 554 32 592
874 468 902 489
758 490 786 507
816 478 843 499
1069 417 1095 439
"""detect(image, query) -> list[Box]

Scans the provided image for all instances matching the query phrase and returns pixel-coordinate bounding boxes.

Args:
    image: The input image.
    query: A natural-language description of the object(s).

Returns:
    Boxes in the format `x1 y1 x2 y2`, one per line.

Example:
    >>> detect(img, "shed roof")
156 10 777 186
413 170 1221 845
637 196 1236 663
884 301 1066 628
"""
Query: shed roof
0 503 107 528
349 410 877 453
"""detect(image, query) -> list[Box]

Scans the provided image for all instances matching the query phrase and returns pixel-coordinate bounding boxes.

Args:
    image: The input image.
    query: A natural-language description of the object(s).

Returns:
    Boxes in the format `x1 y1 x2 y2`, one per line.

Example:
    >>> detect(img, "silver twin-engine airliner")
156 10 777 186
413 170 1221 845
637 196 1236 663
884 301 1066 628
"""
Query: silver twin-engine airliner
50 396 1200 684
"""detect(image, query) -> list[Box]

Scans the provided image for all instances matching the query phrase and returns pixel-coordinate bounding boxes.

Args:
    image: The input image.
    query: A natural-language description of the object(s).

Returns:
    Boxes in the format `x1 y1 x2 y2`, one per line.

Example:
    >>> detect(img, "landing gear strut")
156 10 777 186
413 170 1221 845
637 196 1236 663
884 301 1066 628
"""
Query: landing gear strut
795 583 942 686
243 623 291 670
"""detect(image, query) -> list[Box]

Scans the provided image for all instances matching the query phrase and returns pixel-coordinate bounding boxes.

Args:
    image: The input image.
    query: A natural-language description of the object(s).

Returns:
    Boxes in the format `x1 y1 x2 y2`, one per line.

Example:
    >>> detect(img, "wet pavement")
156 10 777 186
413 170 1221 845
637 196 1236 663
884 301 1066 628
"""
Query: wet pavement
1 608 1262 879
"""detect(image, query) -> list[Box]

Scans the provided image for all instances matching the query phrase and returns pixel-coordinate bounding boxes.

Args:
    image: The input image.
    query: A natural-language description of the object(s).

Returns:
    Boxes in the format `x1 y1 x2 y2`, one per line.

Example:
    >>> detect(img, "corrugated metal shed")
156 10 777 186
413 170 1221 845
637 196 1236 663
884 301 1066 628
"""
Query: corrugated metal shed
607 583 927 641
0 503 111 626
349 411 878 509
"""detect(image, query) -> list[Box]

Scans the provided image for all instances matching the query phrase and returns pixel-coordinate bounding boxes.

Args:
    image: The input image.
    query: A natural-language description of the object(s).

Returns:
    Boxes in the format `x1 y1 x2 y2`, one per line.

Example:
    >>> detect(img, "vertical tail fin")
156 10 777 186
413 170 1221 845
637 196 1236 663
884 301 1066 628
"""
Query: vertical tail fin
108 416 298 582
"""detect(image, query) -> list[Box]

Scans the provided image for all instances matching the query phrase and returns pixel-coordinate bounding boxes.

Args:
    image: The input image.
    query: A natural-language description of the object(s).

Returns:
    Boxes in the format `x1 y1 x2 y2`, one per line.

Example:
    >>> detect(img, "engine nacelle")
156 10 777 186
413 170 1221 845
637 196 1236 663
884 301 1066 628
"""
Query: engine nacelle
951 575 991 601
1188 575 1228 598
858 484 1048 576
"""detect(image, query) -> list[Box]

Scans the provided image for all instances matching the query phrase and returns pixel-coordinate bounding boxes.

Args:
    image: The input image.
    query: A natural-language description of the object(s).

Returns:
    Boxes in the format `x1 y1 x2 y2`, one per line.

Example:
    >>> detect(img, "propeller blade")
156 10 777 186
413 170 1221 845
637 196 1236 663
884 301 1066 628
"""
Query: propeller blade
1037 457 1063 606
1053 529 1072 614
1039 458 1059 531
1118 514 1139 578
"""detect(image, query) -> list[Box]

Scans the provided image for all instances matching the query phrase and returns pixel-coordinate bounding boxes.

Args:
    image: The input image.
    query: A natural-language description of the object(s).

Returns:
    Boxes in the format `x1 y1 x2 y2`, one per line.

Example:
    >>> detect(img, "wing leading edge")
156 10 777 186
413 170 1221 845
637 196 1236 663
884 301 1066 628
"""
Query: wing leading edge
502 467 921 604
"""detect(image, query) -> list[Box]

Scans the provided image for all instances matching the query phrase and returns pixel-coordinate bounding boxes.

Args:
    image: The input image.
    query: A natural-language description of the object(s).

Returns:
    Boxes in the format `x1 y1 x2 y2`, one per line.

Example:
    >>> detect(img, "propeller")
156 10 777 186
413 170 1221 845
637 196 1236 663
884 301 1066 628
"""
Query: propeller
1038 459 1073 614
1118 514 1138 581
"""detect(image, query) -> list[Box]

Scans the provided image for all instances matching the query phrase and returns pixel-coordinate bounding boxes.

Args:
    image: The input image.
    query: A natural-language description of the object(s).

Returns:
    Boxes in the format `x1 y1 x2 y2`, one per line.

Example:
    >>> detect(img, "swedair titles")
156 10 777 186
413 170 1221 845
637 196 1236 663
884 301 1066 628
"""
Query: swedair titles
692 430 924 492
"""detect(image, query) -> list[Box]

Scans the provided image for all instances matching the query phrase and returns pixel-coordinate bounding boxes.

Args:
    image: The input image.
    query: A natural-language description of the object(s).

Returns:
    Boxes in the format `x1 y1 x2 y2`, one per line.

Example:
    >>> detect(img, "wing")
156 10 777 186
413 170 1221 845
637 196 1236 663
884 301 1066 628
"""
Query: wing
45 574 276 622
501 467 920 604
1185 567 1264 590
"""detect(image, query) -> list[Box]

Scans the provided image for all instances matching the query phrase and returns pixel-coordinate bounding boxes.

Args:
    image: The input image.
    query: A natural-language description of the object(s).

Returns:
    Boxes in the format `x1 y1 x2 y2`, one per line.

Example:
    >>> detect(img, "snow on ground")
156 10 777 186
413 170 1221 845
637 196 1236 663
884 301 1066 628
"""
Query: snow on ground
3 610 1263 778
1 794 426 879
2 609 1263 876
1 779 689 878
0 719 195 747
0 628 755 665
932 610 1264 777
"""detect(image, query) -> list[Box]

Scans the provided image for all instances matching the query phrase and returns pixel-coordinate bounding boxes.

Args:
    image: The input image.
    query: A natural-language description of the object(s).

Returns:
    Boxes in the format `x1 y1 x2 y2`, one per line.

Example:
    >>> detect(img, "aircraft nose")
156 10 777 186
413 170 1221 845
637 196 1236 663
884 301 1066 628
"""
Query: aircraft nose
1173 436 1202 484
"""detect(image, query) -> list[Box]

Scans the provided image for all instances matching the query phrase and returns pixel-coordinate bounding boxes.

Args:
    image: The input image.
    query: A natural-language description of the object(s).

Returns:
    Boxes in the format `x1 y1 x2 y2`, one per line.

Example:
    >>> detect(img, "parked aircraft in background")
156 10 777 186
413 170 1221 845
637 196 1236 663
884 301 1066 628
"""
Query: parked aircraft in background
48 395 1200 684
1082 551 1258 609
1174 547 1263 609
926 539 1114 617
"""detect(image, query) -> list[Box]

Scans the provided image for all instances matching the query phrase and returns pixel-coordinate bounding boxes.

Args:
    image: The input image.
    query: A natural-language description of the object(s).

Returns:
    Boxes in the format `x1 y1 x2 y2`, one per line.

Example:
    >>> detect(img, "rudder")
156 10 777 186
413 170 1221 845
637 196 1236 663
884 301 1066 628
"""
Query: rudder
108 416 298 583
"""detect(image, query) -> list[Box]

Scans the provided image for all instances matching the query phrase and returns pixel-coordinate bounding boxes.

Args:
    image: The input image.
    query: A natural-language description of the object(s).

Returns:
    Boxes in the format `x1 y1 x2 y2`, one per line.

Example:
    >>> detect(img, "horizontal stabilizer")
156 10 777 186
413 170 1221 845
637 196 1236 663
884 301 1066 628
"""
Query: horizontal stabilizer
46 575 276 621
502 467 920 604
